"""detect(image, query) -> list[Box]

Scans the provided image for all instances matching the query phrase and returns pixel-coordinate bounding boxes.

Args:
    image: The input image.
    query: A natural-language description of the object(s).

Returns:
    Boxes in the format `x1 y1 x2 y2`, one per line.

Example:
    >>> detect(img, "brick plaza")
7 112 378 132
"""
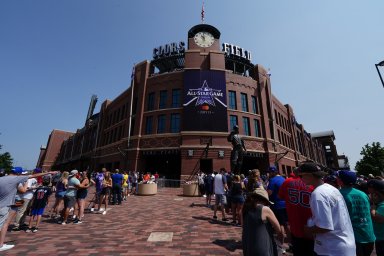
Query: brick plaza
5 188 246 256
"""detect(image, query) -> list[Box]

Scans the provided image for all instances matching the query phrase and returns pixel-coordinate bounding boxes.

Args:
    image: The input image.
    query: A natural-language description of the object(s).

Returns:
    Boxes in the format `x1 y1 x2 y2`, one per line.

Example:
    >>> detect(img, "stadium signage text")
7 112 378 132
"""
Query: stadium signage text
222 43 252 61
153 41 185 59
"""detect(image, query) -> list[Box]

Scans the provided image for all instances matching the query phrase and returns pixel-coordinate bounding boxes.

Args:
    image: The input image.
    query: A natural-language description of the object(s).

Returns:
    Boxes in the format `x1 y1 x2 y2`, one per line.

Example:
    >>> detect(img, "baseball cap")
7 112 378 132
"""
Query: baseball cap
298 162 327 177
33 168 42 173
267 166 278 173
337 170 357 185
70 170 78 176
368 179 384 193
11 167 23 174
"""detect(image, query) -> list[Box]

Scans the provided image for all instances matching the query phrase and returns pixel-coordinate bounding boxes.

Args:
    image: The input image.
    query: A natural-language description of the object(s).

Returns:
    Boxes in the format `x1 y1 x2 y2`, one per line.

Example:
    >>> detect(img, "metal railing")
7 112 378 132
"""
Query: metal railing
157 178 182 189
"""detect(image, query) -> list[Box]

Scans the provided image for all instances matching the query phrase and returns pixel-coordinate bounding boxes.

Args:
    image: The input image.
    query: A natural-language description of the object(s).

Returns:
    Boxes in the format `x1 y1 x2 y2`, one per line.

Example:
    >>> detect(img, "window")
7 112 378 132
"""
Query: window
147 92 155 111
170 113 181 133
242 117 250 136
274 110 278 125
251 96 258 114
172 89 181 108
228 91 237 110
241 93 248 112
254 119 261 137
157 115 166 133
145 116 153 134
159 90 167 109
229 115 238 130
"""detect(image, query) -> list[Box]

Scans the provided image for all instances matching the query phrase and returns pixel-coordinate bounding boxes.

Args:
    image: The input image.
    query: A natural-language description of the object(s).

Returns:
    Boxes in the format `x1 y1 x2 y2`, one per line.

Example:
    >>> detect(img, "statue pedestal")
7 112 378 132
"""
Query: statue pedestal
183 183 200 197
138 183 157 196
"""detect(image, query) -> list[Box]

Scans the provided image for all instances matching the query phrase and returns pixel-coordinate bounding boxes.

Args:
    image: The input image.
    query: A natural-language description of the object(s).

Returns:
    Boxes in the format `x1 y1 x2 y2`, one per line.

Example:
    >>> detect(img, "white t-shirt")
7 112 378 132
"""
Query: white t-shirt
309 183 355 256
20 178 38 200
214 174 225 195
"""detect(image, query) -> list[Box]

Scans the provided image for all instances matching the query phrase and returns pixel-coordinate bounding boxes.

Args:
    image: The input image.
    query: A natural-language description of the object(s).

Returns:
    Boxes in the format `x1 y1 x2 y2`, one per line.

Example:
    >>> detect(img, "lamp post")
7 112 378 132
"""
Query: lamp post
375 60 384 87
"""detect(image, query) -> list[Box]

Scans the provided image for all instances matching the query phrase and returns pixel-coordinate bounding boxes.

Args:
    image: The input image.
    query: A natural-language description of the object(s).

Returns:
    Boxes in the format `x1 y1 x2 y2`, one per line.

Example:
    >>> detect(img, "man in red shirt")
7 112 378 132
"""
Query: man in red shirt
278 167 315 256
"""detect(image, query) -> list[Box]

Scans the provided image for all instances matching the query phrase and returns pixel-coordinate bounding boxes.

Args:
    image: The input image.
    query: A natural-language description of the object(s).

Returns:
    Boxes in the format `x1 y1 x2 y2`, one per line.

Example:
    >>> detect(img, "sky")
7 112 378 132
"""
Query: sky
0 0 383 170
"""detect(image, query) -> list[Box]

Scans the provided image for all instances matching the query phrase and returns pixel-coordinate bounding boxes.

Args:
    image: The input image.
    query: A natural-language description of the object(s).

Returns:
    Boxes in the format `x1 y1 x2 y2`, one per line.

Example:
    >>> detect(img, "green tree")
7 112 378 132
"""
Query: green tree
0 145 14 173
355 142 384 177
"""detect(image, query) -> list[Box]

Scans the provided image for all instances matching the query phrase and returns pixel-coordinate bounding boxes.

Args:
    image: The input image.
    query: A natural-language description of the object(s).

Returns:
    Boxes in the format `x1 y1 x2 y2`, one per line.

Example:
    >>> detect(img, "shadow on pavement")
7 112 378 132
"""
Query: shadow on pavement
212 239 242 252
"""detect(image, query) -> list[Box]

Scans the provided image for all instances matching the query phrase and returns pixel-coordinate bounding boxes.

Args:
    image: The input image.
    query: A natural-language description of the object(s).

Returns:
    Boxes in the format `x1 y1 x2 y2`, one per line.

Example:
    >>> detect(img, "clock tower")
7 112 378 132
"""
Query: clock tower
185 24 225 70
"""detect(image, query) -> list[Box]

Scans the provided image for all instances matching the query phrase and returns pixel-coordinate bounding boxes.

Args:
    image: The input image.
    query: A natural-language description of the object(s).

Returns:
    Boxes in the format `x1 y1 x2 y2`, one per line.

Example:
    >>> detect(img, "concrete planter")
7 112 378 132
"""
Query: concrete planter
138 183 157 196
183 183 200 197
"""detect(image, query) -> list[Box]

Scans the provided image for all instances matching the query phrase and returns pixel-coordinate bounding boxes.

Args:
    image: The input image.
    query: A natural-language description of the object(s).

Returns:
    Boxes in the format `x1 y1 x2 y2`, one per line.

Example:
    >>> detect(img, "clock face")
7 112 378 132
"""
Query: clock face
193 31 215 48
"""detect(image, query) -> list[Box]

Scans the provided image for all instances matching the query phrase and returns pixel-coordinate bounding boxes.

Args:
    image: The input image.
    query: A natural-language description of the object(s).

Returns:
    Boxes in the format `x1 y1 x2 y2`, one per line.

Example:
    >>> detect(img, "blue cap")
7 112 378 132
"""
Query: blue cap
11 167 23 174
268 166 278 173
337 170 357 185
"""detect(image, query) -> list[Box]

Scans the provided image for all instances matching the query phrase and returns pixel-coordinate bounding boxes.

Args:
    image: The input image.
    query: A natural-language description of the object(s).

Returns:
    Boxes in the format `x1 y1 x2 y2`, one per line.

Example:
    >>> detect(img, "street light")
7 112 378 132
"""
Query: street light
375 60 384 87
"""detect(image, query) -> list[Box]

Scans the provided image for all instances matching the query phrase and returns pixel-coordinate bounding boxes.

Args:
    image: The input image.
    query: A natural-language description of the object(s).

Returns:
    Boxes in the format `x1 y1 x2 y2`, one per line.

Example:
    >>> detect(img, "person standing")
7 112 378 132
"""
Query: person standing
278 167 314 256
369 180 384 256
299 162 356 256
12 175 38 231
25 177 52 233
242 187 282 256
337 170 375 256
59 170 87 224
267 166 288 253
74 171 90 224
213 168 228 221
0 169 55 252
111 169 123 205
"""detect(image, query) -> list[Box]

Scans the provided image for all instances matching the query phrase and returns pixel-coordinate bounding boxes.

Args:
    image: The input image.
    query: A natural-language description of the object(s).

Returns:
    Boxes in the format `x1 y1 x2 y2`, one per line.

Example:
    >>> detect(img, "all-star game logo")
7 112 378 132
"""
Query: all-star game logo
183 80 227 114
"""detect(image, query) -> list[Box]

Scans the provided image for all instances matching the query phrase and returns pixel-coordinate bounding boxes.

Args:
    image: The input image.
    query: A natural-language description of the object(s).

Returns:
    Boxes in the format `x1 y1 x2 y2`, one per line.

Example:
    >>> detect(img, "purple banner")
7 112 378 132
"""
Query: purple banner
183 70 228 132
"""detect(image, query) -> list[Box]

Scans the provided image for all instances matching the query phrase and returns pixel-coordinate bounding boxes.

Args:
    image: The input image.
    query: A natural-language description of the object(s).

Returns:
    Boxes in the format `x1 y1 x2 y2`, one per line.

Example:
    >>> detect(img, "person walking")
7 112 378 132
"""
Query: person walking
369 179 384 256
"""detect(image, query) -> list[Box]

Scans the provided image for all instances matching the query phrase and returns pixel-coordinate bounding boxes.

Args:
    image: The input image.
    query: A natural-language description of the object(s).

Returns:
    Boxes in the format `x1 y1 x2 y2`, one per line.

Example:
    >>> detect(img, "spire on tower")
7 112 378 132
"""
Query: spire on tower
201 1 205 23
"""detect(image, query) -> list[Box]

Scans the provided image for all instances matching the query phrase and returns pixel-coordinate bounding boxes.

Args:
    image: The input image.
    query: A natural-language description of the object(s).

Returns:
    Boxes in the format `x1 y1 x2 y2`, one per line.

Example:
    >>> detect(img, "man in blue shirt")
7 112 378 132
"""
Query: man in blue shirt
267 166 288 253
111 169 124 205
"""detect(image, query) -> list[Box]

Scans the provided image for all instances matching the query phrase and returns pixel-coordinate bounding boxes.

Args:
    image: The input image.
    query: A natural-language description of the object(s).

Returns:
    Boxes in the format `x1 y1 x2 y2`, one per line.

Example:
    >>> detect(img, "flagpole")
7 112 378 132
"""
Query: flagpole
201 1 205 24
127 65 135 150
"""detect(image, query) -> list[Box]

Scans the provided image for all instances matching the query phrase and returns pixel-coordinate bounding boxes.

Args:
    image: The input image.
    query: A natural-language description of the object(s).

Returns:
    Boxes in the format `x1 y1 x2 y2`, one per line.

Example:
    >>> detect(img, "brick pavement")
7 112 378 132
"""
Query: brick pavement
4 188 248 256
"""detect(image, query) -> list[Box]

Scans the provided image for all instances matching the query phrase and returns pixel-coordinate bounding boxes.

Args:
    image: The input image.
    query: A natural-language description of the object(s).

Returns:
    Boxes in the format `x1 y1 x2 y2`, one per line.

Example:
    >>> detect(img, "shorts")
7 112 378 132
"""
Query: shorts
0 207 10 229
215 194 227 206
77 190 88 199
101 187 110 195
272 208 288 225
55 191 66 199
31 208 45 216
231 195 245 204
64 196 76 209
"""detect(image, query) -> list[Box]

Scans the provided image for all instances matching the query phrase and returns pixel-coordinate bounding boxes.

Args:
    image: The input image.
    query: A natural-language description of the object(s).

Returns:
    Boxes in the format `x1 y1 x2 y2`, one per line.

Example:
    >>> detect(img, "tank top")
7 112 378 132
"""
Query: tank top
231 182 243 196
242 205 278 256
56 181 66 193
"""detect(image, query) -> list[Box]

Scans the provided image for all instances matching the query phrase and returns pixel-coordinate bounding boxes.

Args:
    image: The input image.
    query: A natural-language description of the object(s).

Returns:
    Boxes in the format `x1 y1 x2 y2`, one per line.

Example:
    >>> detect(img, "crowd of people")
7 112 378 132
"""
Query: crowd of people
1 163 384 255
197 164 384 256
0 167 159 252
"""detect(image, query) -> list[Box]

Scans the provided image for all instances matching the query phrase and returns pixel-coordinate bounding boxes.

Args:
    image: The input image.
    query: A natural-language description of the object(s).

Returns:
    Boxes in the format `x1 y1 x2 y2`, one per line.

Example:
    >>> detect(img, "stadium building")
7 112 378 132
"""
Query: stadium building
37 24 341 179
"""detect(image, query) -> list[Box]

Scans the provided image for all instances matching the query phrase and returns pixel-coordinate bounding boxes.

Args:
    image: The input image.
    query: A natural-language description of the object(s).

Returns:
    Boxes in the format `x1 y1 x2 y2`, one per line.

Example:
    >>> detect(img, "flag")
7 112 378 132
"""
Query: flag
131 65 135 81
201 2 205 23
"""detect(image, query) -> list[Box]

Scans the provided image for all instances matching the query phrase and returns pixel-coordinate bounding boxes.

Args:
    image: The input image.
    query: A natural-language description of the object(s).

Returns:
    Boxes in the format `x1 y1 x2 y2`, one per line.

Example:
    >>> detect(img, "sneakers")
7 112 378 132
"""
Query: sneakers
25 228 32 233
32 227 38 233
11 226 21 232
102 210 107 215
213 215 218 220
0 244 15 252
73 219 82 224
